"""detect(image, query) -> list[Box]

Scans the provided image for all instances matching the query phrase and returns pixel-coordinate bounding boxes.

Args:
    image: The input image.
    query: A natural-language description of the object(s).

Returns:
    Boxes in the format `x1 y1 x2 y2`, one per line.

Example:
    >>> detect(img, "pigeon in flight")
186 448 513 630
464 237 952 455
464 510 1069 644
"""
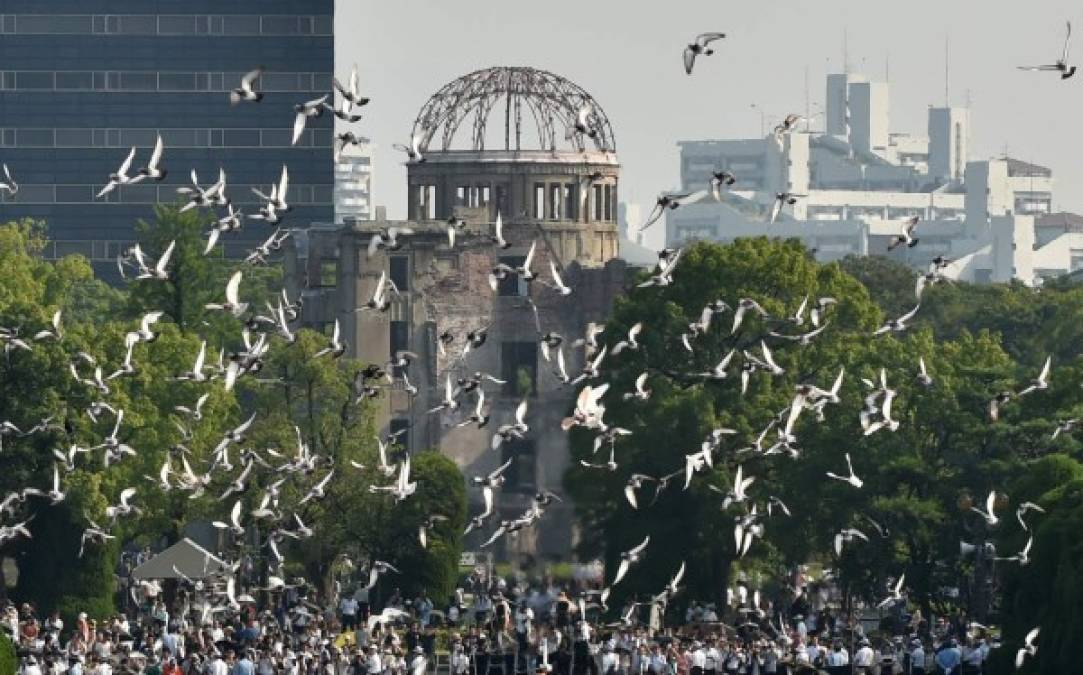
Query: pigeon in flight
709 171 736 201
0 164 17 195
888 216 920 250
137 135 167 182
96 147 139 198
230 67 264 105
1013 628 1039 671
611 536 650 586
683 33 726 74
393 135 425 163
1017 356 1051 396
293 95 329 145
825 453 863 488
873 304 920 336
769 192 798 223
1018 21 1075 79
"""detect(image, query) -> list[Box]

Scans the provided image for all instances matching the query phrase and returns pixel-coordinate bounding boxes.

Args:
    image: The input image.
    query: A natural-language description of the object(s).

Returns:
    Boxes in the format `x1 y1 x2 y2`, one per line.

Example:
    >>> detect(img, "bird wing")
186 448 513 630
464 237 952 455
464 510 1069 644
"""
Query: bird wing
624 484 638 509
148 135 164 169
292 112 307 145
629 535 650 556
225 270 242 306
241 67 263 89
278 164 290 200
612 559 631 586
899 303 921 323
118 146 137 176
483 485 494 516
986 490 997 516
1038 355 1051 383
230 499 242 528
515 399 528 426
119 487 136 506
523 240 537 270
156 240 176 274
490 457 513 480
1064 21 1072 62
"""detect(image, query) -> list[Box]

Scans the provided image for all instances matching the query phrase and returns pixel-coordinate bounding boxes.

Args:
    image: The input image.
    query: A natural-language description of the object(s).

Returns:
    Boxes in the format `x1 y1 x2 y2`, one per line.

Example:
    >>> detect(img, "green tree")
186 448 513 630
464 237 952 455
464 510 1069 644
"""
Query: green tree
565 239 1033 619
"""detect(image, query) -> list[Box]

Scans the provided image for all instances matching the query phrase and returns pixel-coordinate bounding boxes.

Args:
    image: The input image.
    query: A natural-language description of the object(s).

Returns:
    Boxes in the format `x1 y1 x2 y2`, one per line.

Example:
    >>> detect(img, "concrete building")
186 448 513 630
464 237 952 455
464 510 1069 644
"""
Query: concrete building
0 1 334 278
285 67 630 561
666 72 1079 285
334 144 373 223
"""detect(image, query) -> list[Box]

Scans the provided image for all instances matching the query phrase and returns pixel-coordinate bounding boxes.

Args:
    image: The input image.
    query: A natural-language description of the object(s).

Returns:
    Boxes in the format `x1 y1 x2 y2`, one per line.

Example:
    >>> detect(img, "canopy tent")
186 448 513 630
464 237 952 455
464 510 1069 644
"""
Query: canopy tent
131 538 227 581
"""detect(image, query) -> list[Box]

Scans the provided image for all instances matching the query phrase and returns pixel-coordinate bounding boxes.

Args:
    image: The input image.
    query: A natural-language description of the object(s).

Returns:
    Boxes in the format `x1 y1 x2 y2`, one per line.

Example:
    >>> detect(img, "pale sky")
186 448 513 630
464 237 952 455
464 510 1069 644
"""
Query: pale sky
338 0 1078 248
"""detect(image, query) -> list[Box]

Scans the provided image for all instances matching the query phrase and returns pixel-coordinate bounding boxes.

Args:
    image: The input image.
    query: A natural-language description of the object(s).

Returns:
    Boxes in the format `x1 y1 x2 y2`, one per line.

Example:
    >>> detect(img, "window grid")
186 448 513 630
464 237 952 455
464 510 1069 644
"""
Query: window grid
0 70 330 93
0 127 332 149
0 14 331 36
0 184 331 205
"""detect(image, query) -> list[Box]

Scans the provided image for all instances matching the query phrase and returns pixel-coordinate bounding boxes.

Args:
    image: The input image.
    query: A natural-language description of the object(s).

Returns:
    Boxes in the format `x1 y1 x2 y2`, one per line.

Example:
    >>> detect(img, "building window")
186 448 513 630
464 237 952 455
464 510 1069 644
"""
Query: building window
416 185 436 220
389 256 409 291
593 185 604 221
549 184 561 221
604 185 614 221
388 418 410 452
319 261 337 288
501 439 537 493
534 183 545 219
496 256 527 297
389 321 409 378
494 184 508 215
501 342 538 397
564 184 577 220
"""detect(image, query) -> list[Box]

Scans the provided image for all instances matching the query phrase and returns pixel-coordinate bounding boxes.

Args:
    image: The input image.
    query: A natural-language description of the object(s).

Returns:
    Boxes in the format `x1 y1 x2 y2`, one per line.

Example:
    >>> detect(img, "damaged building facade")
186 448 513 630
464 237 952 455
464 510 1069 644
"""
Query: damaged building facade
284 67 629 561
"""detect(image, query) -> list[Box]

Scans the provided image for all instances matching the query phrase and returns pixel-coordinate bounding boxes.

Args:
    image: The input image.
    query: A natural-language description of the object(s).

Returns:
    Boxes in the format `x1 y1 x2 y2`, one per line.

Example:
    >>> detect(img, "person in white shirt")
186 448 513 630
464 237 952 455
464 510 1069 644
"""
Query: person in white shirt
209 653 229 675
690 642 707 675
364 646 382 675
852 639 875 674
704 640 720 675
340 597 360 632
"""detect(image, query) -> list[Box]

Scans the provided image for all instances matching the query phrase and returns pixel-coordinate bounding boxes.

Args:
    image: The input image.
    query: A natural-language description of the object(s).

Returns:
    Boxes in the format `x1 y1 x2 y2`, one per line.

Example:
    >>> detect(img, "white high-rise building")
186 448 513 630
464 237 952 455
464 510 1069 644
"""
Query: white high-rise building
334 143 373 223
665 72 1078 286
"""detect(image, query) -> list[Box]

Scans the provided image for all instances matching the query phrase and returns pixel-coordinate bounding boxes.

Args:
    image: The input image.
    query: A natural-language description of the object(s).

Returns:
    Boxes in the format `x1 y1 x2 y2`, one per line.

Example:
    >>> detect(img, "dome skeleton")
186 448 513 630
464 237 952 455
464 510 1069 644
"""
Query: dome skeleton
410 67 616 154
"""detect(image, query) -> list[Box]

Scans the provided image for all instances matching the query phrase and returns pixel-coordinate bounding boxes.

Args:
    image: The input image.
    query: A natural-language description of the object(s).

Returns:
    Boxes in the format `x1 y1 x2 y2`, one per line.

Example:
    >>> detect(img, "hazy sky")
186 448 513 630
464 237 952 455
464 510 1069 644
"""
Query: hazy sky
339 0 1078 248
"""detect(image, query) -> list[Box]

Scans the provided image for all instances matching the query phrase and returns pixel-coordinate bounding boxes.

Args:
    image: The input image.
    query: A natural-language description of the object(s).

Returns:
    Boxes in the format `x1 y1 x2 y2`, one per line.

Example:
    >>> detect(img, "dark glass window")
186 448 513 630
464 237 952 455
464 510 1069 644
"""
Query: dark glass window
501 439 537 493
158 15 196 34
261 15 299 34
55 72 93 90
497 256 525 297
120 72 157 91
501 342 538 396
389 256 409 291
319 261 337 287
16 72 54 89
158 73 197 91
389 321 409 358
223 15 260 35
118 15 157 34
55 129 91 146
223 129 260 147
18 129 53 147
16 15 91 33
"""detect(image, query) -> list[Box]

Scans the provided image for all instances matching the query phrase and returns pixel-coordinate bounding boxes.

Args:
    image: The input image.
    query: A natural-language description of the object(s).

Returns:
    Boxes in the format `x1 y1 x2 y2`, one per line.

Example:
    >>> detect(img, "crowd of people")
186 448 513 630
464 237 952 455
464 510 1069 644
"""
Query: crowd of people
1 570 1002 675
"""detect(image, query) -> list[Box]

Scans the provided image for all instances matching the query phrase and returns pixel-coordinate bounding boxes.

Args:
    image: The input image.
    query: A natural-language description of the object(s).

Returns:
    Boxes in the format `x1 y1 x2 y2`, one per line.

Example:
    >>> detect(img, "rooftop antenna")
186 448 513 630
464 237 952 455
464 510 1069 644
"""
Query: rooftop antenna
843 28 849 74
804 65 810 131
944 35 950 106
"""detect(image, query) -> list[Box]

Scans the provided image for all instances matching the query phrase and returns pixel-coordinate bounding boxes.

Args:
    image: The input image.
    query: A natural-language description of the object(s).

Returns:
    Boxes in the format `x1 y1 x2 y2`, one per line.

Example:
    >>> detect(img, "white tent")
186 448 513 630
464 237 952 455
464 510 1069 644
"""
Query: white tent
131 538 228 580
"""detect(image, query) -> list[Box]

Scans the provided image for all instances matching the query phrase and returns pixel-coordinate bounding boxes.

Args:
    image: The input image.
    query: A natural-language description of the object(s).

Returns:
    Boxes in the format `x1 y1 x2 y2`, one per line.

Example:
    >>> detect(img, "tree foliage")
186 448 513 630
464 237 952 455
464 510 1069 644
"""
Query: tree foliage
564 238 1071 631
0 212 465 615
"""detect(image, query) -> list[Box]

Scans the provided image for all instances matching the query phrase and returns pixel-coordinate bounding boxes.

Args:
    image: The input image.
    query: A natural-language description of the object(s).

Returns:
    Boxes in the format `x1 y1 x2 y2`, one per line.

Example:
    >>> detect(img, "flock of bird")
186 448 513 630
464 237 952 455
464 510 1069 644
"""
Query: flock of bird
0 22 1074 668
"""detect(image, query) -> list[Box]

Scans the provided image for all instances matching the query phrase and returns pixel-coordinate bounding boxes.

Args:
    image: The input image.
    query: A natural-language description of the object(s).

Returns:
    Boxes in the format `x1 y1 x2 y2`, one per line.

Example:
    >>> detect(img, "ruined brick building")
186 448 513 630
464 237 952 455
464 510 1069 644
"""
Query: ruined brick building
284 66 631 561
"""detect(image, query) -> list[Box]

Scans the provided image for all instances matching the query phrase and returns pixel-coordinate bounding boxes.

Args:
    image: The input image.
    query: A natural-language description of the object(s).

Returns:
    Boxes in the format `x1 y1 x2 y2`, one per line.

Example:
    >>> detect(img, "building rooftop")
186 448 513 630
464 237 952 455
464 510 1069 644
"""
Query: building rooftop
1036 211 1083 231
1005 157 1052 178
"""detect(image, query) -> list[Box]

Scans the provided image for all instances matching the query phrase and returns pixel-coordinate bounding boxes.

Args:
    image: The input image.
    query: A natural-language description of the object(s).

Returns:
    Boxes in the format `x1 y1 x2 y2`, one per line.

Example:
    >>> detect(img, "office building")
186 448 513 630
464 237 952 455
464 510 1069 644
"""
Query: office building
334 144 373 223
666 72 1080 285
0 1 334 278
